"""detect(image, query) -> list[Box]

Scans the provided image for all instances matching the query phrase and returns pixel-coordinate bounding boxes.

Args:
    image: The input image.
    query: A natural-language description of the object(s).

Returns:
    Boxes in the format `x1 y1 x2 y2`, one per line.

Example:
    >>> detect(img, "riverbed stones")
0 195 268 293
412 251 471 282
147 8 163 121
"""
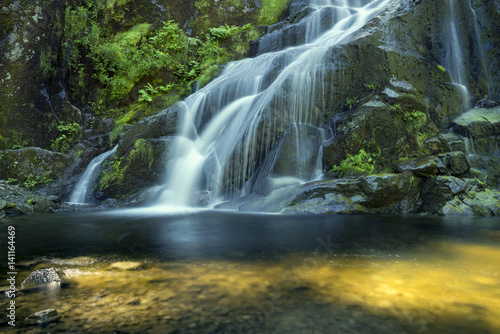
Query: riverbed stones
21 268 62 290
25 309 61 325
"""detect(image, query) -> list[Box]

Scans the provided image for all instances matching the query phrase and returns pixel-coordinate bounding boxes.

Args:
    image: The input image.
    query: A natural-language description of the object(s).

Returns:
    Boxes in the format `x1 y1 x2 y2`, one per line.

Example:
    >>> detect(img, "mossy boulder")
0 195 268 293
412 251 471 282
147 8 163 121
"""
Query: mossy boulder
420 176 468 213
452 107 500 138
0 147 70 185
396 156 447 177
96 137 174 201
323 93 438 175
440 189 500 217
117 104 180 154
436 151 471 176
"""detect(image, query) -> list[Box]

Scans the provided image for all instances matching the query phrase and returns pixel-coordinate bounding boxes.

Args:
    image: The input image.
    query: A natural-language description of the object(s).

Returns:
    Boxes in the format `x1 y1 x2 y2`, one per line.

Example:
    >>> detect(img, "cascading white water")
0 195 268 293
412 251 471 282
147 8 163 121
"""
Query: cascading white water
69 146 118 204
157 0 398 208
444 0 469 107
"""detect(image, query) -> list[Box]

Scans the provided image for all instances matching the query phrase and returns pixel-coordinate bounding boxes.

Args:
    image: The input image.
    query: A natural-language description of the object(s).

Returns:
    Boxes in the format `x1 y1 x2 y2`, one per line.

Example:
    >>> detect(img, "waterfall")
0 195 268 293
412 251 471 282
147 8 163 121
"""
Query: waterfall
444 0 469 108
156 0 397 208
69 146 118 204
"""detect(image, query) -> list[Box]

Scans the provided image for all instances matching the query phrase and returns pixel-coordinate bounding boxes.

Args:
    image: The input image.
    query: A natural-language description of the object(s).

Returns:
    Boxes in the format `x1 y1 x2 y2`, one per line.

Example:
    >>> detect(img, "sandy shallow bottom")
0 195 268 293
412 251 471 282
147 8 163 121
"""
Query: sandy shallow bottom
1 239 500 334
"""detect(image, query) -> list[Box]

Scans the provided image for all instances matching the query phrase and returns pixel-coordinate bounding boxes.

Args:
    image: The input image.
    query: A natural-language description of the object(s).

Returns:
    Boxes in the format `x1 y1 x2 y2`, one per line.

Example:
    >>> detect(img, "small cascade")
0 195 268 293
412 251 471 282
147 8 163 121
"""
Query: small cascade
444 0 469 109
69 146 118 204
156 0 397 208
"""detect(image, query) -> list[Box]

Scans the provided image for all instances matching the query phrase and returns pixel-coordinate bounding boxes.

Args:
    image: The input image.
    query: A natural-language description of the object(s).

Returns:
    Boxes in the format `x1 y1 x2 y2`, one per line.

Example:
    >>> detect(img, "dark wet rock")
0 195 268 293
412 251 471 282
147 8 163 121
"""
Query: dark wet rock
358 174 423 213
25 309 61 325
437 152 471 176
468 154 500 187
0 210 5 219
452 107 500 138
118 105 180 153
440 188 500 217
420 176 468 213
5 203 30 215
0 147 71 185
474 99 499 109
47 195 62 204
438 133 467 154
282 193 367 214
97 137 174 201
271 124 323 179
244 173 422 214
21 268 62 290
396 156 446 177
322 94 438 174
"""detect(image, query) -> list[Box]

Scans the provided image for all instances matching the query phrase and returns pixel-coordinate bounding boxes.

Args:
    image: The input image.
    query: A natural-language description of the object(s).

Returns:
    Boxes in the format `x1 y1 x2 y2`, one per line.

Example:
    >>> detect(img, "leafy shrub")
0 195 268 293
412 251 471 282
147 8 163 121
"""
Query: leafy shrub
51 122 81 153
331 148 380 177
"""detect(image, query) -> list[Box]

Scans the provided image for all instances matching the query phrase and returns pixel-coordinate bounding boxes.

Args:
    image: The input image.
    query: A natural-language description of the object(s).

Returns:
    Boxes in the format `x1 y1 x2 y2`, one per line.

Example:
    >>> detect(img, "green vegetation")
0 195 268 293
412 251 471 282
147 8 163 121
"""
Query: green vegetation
60 0 264 131
22 172 53 189
345 96 359 110
364 82 380 91
11 132 29 149
259 0 290 25
402 110 427 133
138 83 177 103
51 122 81 153
331 148 380 177
389 104 402 112
99 157 124 190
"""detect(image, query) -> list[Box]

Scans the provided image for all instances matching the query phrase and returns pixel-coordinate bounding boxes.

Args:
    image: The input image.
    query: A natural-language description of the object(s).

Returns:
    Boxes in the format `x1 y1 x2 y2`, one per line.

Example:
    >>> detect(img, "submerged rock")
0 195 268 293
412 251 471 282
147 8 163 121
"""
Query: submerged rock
21 268 62 290
25 309 61 325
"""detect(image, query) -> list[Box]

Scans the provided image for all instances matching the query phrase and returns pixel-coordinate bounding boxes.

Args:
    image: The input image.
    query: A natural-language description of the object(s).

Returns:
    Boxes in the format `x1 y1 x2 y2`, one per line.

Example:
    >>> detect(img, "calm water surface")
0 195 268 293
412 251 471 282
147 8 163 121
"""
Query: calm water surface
0 210 499 333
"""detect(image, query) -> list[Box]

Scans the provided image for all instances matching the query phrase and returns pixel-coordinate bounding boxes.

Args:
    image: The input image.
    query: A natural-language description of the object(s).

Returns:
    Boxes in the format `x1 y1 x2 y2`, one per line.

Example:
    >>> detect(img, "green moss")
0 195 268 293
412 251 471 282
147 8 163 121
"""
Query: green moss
99 156 124 190
331 148 380 177
259 0 290 26
130 139 154 168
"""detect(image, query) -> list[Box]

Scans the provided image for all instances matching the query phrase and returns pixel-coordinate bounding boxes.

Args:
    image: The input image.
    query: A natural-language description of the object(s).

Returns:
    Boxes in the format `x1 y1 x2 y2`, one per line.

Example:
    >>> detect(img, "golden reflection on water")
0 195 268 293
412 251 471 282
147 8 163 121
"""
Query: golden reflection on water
2 240 500 333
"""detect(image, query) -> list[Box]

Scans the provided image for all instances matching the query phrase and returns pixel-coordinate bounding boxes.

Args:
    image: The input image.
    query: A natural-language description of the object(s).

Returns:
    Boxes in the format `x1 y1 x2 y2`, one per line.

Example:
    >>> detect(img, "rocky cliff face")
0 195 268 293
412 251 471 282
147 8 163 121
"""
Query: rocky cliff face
1 0 500 217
